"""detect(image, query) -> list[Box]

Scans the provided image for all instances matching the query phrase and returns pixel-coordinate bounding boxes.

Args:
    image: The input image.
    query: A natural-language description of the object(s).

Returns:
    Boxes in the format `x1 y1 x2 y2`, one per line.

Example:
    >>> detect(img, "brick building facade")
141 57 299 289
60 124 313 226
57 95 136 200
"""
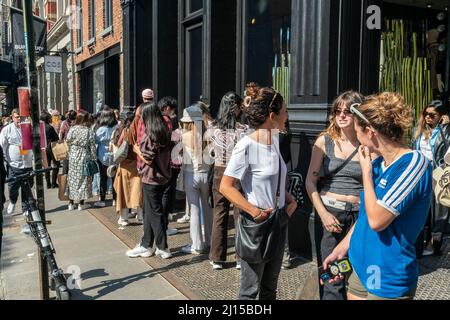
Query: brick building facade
72 0 122 112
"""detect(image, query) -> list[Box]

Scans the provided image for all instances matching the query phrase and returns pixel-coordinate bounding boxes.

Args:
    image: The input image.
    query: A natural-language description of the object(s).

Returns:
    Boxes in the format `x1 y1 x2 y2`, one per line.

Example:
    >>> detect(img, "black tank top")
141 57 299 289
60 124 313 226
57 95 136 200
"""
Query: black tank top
320 136 363 197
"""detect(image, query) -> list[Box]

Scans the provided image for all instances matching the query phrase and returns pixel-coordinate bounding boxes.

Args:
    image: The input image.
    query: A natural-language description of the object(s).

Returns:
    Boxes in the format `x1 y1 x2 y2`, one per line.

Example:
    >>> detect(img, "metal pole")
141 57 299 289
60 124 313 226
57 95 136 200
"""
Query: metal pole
22 0 49 300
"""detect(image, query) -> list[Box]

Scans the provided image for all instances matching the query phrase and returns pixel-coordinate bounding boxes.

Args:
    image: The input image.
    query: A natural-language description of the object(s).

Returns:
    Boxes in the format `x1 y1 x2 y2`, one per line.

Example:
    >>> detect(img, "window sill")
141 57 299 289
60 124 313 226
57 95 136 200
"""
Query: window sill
87 38 96 47
75 47 82 55
101 26 113 38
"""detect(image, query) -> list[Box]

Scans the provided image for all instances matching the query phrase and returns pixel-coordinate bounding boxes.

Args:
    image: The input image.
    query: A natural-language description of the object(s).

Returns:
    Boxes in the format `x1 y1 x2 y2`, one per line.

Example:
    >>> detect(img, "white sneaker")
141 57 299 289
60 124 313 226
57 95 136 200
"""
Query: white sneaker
167 228 178 236
181 245 203 255
68 204 75 211
7 202 16 215
126 244 154 258
177 215 190 224
210 261 224 270
128 211 138 219
118 217 129 227
155 248 172 259
78 204 89 211
94 201 106 208
236 261 242 270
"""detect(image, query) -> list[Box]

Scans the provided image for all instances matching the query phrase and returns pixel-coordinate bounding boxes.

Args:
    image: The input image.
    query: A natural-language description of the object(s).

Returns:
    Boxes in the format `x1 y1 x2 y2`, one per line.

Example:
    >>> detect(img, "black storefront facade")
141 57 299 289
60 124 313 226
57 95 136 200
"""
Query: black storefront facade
121 0 450 260
76 44 121 114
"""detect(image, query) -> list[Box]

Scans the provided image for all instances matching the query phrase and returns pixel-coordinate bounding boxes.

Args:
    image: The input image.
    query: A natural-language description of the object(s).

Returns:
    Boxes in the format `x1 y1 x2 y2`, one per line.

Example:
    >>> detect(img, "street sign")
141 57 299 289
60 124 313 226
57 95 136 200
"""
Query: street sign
44 55 62 73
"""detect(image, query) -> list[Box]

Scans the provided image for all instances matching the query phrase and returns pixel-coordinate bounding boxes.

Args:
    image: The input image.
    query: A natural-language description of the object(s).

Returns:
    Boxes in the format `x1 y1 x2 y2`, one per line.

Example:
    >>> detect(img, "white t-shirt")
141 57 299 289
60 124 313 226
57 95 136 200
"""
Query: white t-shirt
224 135 287 210
419 135 433 162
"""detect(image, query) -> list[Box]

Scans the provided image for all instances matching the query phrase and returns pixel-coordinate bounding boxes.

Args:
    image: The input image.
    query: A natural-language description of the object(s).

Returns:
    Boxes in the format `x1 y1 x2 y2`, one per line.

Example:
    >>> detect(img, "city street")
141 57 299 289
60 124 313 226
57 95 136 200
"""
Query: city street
1 188 449 300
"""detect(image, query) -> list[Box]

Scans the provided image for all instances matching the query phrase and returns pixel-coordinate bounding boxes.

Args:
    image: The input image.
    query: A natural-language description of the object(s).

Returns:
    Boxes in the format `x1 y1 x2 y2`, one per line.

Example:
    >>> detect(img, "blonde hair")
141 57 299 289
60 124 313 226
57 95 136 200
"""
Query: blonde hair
356 92 413 144
321 91 364 140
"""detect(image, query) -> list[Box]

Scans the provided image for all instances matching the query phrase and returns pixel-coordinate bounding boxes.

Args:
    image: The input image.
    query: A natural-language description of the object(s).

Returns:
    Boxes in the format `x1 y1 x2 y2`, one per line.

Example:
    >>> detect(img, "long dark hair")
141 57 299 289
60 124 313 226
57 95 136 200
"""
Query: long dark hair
141 102 170 148
213 92 243 130
97 109 118 128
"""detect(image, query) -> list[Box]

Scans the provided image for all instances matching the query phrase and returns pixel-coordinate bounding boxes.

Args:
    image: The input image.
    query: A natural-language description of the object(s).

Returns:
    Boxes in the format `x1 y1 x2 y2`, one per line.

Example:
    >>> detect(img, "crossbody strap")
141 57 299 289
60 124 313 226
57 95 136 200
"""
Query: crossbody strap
326 146 359 179
275 157 282 209
437 124 449 153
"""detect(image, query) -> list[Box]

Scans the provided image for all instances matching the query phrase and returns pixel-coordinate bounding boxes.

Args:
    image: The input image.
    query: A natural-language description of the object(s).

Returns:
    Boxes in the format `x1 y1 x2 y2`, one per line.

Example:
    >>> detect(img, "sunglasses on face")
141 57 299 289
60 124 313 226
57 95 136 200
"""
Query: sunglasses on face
424 112 438 119
334 109 352 116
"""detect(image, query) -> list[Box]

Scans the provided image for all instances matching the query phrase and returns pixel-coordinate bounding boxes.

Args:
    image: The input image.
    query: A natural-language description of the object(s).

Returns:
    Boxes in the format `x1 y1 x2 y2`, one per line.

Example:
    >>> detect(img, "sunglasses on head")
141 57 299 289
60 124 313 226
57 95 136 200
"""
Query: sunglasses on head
350 103 371 125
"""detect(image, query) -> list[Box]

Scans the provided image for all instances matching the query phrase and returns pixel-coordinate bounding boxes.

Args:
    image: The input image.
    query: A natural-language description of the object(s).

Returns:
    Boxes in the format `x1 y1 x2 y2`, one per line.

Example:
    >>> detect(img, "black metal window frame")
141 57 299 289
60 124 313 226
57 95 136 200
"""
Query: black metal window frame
89 0 96 40
76 0 82 48
104 0 113 29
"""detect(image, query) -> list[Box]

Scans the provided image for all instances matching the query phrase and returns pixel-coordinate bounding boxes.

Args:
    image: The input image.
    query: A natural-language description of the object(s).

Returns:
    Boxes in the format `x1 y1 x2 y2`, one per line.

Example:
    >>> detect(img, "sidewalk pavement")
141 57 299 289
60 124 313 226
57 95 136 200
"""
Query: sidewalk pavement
0 188 186 300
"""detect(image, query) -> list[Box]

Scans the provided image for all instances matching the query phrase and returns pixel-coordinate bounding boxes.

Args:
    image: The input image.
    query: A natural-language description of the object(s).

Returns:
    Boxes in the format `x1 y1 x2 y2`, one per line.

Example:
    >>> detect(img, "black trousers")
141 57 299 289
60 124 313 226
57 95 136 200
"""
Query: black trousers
431 197 450 250
0 207 3 258
141 183 169 250
162 167 180 227
315 205 358 301
98 160 116 202
45 149 60 188
8 166 34 213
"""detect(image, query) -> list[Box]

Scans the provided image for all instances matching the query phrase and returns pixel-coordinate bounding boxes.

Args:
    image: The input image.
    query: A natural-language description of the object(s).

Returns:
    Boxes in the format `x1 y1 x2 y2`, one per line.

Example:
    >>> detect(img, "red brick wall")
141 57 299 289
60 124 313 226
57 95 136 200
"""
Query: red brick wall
45 0 57 32
72 0 123 110
73 0 122 64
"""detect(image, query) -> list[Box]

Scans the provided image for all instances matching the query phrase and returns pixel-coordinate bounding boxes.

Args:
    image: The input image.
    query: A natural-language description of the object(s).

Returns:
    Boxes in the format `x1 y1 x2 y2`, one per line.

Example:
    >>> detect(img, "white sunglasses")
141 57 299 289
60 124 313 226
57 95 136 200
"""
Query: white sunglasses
350 103 371 125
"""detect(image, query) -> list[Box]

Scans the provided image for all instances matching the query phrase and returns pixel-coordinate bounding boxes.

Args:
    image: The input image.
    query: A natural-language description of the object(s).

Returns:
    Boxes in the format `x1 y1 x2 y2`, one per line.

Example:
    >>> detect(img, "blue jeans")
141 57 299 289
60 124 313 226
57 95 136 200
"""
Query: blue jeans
92 173 100 196
238 236 286 300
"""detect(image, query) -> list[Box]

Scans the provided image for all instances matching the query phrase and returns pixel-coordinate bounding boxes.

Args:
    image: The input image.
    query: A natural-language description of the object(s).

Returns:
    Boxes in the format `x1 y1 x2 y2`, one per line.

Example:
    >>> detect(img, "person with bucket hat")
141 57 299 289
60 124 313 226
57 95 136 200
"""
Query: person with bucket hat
179 104 214 255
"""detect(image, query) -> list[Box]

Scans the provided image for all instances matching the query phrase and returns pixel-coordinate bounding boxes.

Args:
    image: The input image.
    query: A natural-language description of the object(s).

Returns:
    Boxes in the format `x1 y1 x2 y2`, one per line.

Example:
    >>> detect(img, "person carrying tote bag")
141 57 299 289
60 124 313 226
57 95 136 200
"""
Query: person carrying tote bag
220 87 297 301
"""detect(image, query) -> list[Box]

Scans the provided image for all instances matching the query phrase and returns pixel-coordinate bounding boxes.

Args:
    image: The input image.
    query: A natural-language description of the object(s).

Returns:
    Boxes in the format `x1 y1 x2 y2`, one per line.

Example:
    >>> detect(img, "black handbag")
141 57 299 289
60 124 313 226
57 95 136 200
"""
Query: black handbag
235 158 289 264
82 131 99 177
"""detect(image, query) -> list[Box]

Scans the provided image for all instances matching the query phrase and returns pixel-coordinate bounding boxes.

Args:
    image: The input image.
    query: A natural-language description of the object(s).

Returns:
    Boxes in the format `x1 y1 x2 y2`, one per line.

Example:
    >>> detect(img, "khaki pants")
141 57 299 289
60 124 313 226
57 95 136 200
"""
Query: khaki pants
347 270 416 300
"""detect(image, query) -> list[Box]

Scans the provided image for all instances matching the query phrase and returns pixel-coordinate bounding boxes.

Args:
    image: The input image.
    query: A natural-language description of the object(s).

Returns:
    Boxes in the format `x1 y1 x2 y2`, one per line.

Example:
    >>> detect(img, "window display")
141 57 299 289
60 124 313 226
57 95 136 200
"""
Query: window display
246 0 291 103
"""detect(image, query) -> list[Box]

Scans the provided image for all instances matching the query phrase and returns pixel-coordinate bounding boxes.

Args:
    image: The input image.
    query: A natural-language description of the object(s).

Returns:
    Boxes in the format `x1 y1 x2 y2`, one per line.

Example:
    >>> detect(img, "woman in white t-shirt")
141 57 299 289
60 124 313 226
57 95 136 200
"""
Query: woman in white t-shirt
220 87 297 300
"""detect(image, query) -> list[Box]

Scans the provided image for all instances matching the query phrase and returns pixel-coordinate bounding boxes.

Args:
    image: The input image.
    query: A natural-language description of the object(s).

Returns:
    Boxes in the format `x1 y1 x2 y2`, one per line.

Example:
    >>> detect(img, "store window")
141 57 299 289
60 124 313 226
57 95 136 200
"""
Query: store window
92 64 105 113
246 0 291 103
186 25 203 106
189 0 203 14
379 1 449 122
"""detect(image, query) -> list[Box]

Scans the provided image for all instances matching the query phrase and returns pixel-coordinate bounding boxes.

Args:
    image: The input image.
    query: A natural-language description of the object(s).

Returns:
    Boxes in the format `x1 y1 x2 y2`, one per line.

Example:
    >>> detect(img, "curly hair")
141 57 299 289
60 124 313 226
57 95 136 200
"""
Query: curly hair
243 87 284 128
356 92 414 144
321 91 364 141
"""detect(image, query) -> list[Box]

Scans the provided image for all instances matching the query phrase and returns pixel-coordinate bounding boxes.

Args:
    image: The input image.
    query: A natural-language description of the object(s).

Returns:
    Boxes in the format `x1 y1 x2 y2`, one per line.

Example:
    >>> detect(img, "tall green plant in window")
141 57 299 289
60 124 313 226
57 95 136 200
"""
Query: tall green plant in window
380 20 433 125
273 28 291 105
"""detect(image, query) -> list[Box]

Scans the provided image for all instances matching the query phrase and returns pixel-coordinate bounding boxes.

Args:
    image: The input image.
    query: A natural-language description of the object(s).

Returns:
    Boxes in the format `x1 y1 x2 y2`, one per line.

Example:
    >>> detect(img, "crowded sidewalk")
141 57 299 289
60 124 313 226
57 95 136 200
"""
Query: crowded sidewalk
0 188 186 300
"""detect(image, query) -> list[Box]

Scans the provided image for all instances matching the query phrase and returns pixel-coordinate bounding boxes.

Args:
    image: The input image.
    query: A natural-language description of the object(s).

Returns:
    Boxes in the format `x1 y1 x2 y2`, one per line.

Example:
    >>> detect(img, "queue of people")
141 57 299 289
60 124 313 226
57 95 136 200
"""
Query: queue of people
0 84 448 302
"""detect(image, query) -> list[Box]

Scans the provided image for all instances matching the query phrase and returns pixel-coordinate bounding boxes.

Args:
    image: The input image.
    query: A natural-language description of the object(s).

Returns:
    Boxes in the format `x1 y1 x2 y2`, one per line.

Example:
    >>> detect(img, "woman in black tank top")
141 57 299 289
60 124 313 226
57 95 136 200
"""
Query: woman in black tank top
306 91 364 301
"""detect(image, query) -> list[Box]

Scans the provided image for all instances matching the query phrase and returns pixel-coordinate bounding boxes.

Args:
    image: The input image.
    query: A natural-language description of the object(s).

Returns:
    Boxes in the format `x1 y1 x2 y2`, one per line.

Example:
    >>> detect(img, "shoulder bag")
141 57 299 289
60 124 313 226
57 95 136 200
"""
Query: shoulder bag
113 129 129 165
82 131 99 177
235 157 289 264
433 124 450 207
